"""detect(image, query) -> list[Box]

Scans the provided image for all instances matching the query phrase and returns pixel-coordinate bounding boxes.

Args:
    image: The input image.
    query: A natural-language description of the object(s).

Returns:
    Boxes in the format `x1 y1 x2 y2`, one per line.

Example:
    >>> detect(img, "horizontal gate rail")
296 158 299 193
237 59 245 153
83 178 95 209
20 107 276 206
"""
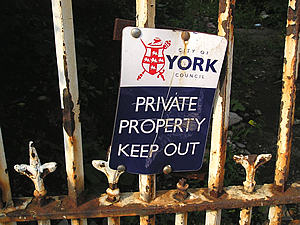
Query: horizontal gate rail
1 0 300 224
1 183 300 222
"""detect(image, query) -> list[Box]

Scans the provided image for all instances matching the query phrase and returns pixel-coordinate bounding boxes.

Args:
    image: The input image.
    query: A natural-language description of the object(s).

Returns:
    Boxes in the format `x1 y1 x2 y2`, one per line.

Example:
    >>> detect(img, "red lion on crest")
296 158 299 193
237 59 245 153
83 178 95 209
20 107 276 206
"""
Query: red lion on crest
138 37 171 81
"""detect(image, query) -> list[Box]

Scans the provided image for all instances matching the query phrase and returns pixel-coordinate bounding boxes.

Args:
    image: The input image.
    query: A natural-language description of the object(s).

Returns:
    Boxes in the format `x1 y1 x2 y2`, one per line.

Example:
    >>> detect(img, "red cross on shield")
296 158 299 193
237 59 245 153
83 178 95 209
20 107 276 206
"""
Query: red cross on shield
138 38 171 81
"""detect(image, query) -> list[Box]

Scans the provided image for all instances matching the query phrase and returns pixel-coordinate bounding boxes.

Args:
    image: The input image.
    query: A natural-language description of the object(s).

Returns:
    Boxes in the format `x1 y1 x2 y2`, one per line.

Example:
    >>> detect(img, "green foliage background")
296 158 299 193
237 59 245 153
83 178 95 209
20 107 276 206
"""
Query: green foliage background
1 0 298 224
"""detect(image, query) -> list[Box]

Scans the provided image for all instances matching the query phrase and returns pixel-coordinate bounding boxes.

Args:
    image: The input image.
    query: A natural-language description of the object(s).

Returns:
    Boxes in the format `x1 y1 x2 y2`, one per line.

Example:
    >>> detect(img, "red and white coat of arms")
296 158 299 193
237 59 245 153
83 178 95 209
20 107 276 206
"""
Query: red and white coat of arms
138 37 171 81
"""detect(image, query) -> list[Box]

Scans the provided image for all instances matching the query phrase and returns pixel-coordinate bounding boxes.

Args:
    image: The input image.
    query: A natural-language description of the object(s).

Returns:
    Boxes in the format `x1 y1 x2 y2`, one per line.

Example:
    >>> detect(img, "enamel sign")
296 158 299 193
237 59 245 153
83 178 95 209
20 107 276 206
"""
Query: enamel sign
109 27 227 174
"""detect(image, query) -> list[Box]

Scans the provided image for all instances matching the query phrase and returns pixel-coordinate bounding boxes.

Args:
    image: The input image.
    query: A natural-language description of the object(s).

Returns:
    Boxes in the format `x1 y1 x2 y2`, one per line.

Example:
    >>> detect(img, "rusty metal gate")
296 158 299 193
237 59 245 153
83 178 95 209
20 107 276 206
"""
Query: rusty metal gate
1 0 300 224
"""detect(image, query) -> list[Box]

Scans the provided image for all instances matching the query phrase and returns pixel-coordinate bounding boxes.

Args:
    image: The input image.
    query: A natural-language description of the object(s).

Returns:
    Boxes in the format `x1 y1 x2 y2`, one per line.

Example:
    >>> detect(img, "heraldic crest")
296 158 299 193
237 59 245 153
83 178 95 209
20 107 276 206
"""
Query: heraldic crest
138 37 171 81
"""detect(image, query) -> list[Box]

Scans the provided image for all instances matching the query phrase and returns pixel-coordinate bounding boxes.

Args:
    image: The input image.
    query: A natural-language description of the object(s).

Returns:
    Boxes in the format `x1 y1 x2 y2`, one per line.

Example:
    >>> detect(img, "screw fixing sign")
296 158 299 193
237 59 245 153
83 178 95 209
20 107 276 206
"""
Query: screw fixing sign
109 27 227 174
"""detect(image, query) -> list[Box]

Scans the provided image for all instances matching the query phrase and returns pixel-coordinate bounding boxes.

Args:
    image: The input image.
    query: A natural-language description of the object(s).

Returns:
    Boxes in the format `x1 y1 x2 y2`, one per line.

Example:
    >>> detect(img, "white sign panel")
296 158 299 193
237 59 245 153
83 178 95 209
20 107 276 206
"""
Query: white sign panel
109 27 227 174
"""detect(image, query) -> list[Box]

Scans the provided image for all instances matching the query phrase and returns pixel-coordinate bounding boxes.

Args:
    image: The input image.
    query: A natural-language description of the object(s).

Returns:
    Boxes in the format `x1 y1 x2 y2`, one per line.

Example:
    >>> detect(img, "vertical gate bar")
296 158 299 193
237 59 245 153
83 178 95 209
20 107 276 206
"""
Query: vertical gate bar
51 0 87 225
205 0 235 224
136 1 156 224
268 0 300 224
175 213 188 225
0 128 16 225
269 205 283 225
239 208 252 225
139 175 156 224
297 31 300 81
174 179 189 225
136 0 155 28
107 217 120 225
140 215 155 225
38 221 51 225
138 174 156 203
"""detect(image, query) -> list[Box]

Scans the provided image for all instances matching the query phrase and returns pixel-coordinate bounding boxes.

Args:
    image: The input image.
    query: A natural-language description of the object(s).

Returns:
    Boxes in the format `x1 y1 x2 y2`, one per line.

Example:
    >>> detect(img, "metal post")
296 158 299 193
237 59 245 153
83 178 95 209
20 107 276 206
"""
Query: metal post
136 0 155 28
139 175 156 224
175 213 187 225
268 0 300 224
174 179 189 225
0 128 16 225
37 221 50 225
136 0 156 224
107 217 120 225
51 0 86 224
205 0 235 224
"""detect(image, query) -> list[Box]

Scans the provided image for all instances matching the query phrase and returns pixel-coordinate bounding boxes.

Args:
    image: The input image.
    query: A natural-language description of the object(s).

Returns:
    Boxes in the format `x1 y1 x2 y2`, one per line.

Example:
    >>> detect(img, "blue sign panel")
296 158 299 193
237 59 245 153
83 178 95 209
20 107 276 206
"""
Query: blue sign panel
109 27 227 174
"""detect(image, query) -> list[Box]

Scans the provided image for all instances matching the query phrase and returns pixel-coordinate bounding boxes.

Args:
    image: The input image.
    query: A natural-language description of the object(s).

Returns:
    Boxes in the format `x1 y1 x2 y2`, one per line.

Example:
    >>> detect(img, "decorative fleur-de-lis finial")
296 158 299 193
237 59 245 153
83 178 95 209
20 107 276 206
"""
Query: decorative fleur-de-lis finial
92 159 125 203
14 141 57 198
233 154 272 192
173 178 189 201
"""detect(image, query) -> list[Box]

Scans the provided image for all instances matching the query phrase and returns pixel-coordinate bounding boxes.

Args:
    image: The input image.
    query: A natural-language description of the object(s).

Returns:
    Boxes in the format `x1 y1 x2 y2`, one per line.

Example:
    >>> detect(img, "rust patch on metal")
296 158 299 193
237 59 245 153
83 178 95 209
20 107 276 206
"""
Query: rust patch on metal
233 154 272 193
63 54 70 88
72 162 76 172
0 187 3 209
221 20 228 37
292 56 298 78
113 18 191 41
68 136 75 147
147 175 155 202
62 88 75 137
286 24 297 38
144 19 150 28
32 196 55 207
247 155 257 164
208 92 228 198
218 0 227 14
93 160 124 203
209 189 219 199
219 98 228 183
62 43 76 137
209 0 236 200
218 0 235 38
172 171 206 181
113 18 135 40
287 6 298 21
273 0 299 197
230 1 236 16
1 183 300 222
140 214 155 225
173 179 189 201
109 184 118 190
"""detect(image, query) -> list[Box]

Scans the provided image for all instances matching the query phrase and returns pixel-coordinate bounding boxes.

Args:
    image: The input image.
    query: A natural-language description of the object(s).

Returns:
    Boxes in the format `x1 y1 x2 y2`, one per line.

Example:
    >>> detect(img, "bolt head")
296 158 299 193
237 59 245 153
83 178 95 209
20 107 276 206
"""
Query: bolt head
163 165 172 174
181 31 190 41
117 165 126 172
131 28 141 38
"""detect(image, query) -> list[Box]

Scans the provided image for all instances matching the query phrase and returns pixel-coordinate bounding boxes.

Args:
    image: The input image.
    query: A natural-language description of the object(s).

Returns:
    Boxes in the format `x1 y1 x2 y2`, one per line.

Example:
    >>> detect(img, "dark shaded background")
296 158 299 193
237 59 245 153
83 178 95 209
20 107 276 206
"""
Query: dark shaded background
2 0 297 224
